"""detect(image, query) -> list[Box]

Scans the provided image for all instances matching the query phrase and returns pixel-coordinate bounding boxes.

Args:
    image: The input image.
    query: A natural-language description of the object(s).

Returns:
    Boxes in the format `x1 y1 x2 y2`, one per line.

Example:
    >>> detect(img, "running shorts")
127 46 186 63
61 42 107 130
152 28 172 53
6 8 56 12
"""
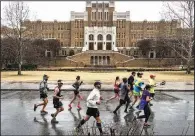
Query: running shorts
86 107 100 118
53 101 63 109
74 90 79 95
133 90 140 96
40 93 47 99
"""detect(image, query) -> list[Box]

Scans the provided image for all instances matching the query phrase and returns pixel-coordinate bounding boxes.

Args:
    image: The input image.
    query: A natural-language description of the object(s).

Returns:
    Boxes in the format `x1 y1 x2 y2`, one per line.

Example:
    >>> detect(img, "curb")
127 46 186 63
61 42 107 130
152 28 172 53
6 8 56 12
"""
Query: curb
1 89 194 92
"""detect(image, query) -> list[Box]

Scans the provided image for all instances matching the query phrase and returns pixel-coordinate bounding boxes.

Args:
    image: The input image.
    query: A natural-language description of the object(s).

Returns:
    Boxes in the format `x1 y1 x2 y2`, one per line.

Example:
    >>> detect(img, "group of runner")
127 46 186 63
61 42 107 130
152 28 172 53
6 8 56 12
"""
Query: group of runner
33 72 157 134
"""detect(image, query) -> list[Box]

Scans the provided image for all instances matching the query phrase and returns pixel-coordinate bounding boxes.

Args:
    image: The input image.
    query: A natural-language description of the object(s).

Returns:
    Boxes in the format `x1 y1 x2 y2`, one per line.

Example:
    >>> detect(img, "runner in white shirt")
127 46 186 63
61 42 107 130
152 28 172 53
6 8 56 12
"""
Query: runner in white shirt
75 81 104 135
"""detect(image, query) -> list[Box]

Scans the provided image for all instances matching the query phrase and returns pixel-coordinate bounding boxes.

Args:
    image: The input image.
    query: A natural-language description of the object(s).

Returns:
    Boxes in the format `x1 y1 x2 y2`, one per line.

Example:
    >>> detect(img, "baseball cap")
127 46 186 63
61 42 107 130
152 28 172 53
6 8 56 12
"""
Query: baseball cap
137 72 143 76
150 74 156 78
94 81 102 86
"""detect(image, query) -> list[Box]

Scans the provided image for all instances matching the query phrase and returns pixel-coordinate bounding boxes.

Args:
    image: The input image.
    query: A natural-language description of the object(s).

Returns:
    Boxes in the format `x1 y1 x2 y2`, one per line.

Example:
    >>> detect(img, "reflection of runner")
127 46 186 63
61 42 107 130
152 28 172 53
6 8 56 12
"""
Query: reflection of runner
113 77 130 114
129 72 144 109
106 76 121 103
34 74 49 115
51 80 64 123
75 81 105 135
134 85 151 127
68 76 83 110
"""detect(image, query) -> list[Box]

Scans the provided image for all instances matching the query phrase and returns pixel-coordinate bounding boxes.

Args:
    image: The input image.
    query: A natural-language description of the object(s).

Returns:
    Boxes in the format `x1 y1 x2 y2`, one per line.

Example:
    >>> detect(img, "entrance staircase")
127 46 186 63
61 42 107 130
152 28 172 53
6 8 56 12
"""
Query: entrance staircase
66 50 134 67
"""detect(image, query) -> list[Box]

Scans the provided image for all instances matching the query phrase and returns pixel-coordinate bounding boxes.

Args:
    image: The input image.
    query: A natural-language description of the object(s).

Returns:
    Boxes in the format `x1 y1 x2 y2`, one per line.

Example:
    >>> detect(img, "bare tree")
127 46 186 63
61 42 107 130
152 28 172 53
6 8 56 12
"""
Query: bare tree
161 1 194 74
2 1 35 75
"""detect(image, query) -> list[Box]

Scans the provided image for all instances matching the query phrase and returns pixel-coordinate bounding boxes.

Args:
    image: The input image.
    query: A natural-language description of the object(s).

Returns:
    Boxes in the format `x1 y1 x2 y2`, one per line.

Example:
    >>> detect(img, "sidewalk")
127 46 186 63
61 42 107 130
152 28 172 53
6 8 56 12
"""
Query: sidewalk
1 81 194 91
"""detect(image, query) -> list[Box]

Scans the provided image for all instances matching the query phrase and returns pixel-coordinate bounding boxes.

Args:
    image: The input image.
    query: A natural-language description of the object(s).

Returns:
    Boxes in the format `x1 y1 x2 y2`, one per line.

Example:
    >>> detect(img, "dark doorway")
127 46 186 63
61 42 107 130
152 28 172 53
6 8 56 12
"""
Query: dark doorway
89 42 94 50
150 52 154 58
98 43 103 50
69 50 75 56
106 43 112 50
47 52 51 57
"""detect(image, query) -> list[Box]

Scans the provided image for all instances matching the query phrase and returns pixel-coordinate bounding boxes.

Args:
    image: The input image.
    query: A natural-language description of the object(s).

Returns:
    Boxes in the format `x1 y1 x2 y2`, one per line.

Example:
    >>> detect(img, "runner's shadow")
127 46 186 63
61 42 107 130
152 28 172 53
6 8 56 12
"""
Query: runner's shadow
69 110 82 121
33 115 50 135
51 122 65 135
113 110 121 123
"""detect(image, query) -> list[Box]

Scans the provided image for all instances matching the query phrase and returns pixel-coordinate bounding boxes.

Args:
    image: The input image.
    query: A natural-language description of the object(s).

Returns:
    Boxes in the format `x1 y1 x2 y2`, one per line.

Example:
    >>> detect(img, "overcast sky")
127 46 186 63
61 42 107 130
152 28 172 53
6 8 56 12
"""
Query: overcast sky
1 1 164 22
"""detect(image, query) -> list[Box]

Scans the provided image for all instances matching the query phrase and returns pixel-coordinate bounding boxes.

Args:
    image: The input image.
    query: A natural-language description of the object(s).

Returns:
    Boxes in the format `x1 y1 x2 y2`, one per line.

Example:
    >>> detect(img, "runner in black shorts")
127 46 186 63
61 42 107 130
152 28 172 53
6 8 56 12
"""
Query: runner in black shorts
68 76 83 110
106 76 121 103
75 81 105 135
34 74 49 115
51 80 64 123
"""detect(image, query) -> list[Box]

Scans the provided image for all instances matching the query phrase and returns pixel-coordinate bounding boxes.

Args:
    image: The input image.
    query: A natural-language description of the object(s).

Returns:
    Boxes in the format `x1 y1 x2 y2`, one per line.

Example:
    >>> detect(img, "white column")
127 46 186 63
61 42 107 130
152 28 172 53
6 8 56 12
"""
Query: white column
94 27 97 50
112 27 117 51
83 27 88 51
103 27 107 50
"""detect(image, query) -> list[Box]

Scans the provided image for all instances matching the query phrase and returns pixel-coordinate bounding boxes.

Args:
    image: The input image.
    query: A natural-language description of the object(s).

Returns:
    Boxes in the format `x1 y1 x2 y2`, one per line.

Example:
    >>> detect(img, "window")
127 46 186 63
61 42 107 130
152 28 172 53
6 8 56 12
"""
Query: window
97 34 103 40
106 34 112 40
89 34 94 40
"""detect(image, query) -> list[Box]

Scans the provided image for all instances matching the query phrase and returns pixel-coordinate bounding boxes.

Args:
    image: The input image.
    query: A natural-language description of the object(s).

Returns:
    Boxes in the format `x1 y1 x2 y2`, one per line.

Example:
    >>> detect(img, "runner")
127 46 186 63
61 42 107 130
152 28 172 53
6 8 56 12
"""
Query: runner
149 74 156 106
51 80 64 123
128 71 136 100
113 77 130 114
129 72 144 109
68 76 83 110
34 74 49 115
134 84 151 127
106 76 121 103
75 81 105 135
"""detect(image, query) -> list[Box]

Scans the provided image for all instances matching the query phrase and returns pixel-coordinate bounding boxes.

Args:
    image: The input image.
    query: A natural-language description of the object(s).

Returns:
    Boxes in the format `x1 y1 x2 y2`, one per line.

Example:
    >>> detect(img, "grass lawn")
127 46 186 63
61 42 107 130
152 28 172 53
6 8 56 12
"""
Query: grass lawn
1 71 194 83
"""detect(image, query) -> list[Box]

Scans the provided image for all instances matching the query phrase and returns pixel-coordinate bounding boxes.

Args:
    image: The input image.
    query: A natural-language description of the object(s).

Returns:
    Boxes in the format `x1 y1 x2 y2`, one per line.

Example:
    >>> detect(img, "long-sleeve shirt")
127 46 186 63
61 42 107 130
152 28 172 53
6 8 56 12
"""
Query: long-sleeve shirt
87 88 100 108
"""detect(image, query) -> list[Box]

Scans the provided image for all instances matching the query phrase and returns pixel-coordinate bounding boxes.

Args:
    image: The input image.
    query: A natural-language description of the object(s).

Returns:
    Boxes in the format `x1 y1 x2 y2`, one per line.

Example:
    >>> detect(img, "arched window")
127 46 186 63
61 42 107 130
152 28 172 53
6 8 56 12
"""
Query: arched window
106 34 112 40
97 34 103 40
89 34 94 40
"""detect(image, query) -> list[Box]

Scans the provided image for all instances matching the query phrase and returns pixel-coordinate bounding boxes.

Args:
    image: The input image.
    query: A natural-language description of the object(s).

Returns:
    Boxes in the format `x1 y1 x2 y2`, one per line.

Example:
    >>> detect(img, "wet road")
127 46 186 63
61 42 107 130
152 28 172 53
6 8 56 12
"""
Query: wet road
1 81 194 91
1 91 194 135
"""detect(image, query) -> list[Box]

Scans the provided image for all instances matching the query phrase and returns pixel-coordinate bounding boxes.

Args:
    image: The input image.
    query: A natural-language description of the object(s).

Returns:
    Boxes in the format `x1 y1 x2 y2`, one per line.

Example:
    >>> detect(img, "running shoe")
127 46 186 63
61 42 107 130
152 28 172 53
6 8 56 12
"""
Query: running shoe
136 105 139 109
34 104 37 111
129 105 133 109
150 103 153 106
51 113 55 117
113 111 117 115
